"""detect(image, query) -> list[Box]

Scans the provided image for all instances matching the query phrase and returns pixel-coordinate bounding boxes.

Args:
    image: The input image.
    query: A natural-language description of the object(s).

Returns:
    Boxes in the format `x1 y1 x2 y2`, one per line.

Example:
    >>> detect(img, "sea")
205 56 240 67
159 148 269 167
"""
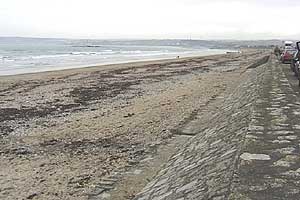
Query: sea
0 37 230 76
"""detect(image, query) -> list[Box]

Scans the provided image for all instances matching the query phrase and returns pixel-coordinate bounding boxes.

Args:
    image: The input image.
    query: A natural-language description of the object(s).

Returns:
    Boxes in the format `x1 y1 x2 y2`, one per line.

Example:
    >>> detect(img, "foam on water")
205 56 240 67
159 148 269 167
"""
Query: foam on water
0 38 230 76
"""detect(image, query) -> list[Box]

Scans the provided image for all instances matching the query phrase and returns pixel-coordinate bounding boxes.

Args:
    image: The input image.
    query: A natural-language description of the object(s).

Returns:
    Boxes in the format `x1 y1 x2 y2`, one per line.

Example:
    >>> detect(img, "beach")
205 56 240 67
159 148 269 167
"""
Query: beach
0 49 269 200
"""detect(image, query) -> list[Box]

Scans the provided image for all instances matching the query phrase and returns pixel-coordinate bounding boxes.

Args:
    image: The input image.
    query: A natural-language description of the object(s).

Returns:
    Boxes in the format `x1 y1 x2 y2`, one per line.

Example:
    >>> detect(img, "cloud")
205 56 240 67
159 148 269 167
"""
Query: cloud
0 0 299 39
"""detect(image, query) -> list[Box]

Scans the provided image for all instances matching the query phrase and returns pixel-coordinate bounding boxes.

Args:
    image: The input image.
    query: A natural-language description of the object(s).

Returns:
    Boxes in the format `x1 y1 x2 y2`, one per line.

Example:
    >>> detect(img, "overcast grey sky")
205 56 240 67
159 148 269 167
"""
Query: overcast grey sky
0 0 298 40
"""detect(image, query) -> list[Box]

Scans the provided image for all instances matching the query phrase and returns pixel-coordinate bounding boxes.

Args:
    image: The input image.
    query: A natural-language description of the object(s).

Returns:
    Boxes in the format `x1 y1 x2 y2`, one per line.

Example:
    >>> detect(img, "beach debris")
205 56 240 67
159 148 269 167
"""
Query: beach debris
240 153 271 161
26 193 38 199
123 113 135 118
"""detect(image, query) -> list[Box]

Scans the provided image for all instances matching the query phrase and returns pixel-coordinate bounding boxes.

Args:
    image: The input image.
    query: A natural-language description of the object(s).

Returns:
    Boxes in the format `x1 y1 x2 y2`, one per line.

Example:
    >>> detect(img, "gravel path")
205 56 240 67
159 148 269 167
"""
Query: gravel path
231 56 300 199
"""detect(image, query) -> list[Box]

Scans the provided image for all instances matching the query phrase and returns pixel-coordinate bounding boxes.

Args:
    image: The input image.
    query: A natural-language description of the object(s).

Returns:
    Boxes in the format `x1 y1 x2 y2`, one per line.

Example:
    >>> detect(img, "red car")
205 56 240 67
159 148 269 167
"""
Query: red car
281 49 296 63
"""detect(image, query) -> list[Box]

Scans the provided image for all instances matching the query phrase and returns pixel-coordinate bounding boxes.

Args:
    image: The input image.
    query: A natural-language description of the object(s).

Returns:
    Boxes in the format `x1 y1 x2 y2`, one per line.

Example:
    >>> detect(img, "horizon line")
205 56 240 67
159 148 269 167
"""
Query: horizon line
0 35 290 42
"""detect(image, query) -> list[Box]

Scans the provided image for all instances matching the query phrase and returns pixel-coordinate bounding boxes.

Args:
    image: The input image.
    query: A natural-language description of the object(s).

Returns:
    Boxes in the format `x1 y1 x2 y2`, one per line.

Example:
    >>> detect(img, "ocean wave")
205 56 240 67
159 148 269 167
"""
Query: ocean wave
1 56 15 62
72 45 102 48
31 54 71 59
0 50 199 63
7 51 115 60
70 51 116 55
120 50 143 54
70 52 96 55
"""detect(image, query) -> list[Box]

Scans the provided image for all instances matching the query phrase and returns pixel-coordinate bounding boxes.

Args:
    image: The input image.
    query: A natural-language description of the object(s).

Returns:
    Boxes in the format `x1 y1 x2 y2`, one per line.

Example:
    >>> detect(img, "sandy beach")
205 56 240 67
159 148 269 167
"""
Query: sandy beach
0 49 270 200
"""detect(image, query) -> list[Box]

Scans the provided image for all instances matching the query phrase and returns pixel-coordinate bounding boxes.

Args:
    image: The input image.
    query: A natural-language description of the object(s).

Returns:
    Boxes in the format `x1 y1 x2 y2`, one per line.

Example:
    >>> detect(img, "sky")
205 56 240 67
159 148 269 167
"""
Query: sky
0 0 299 40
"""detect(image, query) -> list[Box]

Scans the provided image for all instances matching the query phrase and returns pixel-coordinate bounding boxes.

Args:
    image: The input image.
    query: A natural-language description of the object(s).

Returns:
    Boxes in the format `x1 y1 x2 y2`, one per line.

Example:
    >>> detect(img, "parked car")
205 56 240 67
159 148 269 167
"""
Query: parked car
284 41 294 49
290 41 300 76
281 49 296 64
293 42 300 86
296 61 300 85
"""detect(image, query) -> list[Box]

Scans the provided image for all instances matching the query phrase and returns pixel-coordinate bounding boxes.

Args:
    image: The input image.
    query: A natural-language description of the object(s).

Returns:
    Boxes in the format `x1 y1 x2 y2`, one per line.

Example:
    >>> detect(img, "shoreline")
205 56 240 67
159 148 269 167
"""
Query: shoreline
0 50 233 81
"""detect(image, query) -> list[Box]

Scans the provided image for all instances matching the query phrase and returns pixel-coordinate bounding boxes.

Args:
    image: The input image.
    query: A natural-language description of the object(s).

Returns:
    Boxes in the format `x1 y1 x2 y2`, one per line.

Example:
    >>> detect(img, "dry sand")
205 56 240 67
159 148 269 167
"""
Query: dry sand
0 49 269 199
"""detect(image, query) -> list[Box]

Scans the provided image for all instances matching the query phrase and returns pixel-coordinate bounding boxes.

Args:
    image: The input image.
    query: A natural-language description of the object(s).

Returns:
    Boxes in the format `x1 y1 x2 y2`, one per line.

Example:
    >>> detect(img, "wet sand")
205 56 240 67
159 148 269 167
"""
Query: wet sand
0 49 269 199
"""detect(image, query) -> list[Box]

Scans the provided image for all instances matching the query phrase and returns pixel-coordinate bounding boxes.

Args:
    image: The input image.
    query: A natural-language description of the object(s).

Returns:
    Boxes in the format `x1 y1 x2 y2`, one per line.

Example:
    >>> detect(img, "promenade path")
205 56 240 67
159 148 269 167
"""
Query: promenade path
134 56 300 200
